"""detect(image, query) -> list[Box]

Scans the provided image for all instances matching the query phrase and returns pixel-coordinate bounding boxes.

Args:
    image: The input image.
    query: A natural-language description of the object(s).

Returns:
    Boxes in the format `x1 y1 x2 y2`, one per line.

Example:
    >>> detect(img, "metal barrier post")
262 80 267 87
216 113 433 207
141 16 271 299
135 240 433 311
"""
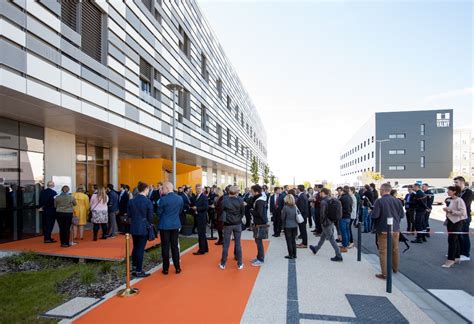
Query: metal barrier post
357 220 362 262
386 217 393 293
117 233 139 297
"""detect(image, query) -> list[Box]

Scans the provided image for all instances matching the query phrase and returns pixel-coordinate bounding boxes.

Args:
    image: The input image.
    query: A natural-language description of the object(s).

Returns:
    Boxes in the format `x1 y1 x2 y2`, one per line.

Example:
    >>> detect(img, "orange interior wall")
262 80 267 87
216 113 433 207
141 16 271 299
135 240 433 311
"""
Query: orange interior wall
119 158 202 189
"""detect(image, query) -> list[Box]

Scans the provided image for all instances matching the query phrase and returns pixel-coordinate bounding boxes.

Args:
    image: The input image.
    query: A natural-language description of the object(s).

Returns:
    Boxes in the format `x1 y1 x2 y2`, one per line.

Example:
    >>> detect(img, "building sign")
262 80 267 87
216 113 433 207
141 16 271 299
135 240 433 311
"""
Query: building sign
436 113 450 127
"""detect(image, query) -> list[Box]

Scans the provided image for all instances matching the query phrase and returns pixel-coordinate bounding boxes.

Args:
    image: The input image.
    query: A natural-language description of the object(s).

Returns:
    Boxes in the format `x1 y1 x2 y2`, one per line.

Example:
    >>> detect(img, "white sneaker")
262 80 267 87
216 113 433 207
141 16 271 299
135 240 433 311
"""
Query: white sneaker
460 255 471 262
219 263 225 270
251 260 263 267
237 264 244 270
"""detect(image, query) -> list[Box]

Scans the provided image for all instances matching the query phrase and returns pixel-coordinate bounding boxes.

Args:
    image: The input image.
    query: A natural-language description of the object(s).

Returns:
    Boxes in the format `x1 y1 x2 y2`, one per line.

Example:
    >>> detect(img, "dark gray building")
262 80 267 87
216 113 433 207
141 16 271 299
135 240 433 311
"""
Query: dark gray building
340 109 453 186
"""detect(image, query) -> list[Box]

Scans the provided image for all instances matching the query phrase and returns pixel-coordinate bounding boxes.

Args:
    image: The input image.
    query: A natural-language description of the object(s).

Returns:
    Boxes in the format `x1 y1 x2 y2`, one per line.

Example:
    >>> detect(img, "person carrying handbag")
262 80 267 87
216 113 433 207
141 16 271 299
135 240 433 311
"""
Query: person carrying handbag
249 184 269 267
281 194 299 259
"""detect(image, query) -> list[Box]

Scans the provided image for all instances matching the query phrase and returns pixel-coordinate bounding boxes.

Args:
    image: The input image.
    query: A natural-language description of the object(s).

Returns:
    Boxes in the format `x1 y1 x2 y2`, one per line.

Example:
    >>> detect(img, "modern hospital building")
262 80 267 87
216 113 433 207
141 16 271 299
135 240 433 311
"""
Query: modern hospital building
0 0 267 242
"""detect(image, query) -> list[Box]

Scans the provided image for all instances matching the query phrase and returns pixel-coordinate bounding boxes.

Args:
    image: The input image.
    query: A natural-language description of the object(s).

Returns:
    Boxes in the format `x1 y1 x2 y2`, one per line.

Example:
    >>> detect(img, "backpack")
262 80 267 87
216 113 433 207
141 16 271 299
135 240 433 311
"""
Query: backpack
326 198 342 222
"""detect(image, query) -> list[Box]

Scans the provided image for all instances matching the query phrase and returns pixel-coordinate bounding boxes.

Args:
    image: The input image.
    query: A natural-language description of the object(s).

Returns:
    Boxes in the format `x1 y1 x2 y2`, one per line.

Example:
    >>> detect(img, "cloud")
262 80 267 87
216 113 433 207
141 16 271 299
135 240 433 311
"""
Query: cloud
424 87 474 102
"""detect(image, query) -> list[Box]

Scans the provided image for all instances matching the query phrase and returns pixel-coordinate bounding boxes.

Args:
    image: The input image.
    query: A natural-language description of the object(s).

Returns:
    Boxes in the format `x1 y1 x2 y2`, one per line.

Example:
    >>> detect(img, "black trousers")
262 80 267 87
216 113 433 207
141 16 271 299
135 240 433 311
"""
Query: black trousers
273 210 282 235
160 229 180 271
56 212 72 245
132 234 147 272
245 210 252 228
314 207 322 233
42 212 56 241
93 223 108 239
196 214 208 253
298 218 308 245
308 208 313 228
406 209 415 232
284 227 297 258
415 210 426 239
447 219 463 261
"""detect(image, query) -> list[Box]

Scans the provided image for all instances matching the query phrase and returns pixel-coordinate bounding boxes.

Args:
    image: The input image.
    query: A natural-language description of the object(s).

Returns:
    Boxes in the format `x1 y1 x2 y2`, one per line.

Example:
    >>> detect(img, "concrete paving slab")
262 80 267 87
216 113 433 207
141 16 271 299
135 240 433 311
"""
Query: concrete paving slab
44 297 101 319
428 289 474 322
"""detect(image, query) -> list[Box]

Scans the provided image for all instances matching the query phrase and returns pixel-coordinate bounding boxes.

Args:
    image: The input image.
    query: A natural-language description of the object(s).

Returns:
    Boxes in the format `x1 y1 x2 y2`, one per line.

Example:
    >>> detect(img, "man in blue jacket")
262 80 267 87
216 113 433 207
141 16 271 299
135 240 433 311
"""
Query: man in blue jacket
128 181 154 278
157 182 184 274
39 181 57 243
191 184 209 255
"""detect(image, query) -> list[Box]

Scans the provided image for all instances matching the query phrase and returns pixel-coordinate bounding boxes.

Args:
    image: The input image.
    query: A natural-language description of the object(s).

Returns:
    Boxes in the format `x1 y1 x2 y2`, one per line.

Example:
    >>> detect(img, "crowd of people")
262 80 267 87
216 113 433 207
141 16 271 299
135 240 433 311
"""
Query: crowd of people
38 175 472 277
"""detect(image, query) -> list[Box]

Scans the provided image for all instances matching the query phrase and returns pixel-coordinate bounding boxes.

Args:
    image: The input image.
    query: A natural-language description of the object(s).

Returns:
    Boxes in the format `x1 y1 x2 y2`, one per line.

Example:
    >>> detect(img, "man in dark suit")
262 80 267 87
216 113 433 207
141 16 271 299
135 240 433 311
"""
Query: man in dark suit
38 180 57 243
270 187 282 237
296 184 309 248
191 184 209 255
150 183 162 213
178 185 191 230
128 181 154 278
118 184 130 233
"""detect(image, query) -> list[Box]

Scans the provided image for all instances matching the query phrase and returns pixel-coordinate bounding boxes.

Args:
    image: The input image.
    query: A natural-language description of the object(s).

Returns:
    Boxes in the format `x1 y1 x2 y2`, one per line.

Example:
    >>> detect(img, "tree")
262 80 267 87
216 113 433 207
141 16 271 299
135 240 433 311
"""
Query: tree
263 164 270 185
250 156 259 184
359 171 384 185
303 181 311 189
270 173 276 186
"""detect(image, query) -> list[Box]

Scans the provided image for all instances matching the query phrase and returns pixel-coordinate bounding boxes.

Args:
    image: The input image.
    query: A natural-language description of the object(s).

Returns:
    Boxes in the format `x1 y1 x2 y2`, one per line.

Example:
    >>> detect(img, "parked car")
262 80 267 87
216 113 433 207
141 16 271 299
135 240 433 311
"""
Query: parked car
431 187 448 205
394 184 411 198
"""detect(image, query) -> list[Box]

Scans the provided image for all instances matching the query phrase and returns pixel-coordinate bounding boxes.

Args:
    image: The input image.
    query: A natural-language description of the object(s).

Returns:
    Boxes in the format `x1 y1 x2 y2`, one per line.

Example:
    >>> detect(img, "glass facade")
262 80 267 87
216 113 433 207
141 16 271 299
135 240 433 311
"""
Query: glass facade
75 142 109 194
0 118 44 242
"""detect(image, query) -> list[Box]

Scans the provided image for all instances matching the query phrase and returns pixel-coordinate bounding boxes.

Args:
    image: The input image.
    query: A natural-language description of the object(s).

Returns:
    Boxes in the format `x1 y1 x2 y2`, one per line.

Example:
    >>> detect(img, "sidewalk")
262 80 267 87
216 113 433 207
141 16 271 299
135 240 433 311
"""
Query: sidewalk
69 225 463 323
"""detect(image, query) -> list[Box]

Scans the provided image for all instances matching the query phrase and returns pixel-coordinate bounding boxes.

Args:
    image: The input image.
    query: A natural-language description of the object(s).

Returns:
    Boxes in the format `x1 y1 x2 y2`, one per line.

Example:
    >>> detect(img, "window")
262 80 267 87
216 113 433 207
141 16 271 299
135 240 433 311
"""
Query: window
217 124 222 146
372 136 374 143
227 129 231 147
420 124 425 136
61 0 78 31
240 112 244 127
227 95 231 110
389 133 406 139
81 1 104 62
200 105 208 132
389 149 405 155
235 106 239 119
179 25 191 58
201 53 209 82
216 79 222 99
235 137 239 153
178 88 191 121
389 165 405 171
139 58 152 95
420 140 425 152
421 156 425 168
371 151 374 158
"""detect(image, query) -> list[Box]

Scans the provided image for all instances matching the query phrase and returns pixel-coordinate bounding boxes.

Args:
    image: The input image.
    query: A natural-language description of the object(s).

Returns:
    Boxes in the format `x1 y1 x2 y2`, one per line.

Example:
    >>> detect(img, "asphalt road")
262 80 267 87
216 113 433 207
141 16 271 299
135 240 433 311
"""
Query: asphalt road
358 212 474 296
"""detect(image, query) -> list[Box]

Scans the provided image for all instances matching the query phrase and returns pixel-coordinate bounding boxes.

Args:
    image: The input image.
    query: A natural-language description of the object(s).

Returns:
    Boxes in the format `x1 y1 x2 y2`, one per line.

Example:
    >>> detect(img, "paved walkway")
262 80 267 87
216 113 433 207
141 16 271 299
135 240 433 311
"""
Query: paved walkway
68 224 465 323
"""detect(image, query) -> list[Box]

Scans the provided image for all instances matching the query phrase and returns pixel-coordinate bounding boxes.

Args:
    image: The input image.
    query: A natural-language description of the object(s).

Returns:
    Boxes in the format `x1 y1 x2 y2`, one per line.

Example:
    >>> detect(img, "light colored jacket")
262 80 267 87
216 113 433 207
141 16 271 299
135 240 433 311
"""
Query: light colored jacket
54 193 76 213
446 197 467 224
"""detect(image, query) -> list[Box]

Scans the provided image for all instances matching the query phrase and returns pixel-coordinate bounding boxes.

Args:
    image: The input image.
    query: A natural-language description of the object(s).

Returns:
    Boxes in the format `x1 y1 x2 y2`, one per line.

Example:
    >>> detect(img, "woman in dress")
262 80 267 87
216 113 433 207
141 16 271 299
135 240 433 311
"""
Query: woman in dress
90 186 109 241
72 186 89 241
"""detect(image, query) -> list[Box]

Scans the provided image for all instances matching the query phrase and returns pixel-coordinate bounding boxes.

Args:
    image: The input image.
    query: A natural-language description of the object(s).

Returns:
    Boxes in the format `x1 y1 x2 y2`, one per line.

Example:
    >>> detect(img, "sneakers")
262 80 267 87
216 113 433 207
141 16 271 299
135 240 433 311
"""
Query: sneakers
330 256 343 262
238 264 244 270
460 255 471 262
309 245 318 255
251 260 263 267
250 258 258 264
348 243 354 248
219 263 226 270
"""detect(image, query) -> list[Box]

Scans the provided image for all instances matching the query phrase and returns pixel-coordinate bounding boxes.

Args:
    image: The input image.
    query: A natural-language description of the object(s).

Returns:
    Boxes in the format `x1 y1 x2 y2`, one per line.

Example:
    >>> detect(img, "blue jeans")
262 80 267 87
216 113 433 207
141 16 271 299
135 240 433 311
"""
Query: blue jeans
362 207 371 232
131 234 147 272
339 218 350 247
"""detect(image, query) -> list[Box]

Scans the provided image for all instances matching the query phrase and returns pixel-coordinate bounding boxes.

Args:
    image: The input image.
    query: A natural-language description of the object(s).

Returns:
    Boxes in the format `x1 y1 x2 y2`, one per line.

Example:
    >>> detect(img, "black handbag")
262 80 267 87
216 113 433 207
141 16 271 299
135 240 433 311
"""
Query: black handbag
147 223 157 241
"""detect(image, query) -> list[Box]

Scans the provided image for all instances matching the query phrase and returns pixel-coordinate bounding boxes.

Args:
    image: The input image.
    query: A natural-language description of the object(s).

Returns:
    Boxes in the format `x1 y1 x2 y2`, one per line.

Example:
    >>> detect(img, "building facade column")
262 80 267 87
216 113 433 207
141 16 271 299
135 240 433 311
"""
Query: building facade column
206 166 213 186
110 146 119 189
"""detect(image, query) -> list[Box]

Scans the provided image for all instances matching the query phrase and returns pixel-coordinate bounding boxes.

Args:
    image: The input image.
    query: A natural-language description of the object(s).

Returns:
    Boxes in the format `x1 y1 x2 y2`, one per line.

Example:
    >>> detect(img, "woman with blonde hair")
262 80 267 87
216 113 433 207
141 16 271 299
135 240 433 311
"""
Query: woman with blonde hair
72 186 90 241
90 186 109 241
281 194 299 259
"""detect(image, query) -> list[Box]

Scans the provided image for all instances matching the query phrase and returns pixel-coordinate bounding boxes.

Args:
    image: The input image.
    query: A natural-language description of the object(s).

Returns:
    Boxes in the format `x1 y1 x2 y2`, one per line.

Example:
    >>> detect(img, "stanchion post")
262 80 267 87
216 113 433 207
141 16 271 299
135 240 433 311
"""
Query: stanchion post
386 217 393 293
357 220 362 262
117 233 139 297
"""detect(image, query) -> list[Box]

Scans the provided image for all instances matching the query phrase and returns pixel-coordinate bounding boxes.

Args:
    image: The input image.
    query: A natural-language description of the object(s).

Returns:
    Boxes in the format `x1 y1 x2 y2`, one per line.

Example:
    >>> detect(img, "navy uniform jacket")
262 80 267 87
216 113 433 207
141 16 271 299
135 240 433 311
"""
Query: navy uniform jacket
39 188 57 215
118 190 129 215
296 192 309 219
424 190 434 210
127 194 154 236
192 193 209 218
179 192 191 214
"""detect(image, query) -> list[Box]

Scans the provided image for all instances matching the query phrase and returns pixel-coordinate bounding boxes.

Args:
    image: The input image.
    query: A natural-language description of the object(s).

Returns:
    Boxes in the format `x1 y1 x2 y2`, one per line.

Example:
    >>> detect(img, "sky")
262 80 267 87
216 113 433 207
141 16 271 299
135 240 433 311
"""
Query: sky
199 0 473 185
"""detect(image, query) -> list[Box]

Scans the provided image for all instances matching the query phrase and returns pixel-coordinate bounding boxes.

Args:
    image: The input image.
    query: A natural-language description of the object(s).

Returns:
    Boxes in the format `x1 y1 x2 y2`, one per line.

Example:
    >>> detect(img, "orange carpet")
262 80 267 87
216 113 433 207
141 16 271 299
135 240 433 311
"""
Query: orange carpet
74 239 269 324
0 231 160 261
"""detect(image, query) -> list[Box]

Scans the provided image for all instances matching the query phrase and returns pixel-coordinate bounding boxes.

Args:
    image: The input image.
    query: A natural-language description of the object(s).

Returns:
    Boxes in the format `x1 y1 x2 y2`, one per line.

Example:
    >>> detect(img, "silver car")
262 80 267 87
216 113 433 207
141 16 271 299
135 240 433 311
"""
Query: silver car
431 187 448 205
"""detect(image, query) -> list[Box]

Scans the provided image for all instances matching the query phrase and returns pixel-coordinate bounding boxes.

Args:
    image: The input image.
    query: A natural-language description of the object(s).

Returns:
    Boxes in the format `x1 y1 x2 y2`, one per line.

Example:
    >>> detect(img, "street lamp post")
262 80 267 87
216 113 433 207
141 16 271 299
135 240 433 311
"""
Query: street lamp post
166 83 183 186
376 139 390 176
